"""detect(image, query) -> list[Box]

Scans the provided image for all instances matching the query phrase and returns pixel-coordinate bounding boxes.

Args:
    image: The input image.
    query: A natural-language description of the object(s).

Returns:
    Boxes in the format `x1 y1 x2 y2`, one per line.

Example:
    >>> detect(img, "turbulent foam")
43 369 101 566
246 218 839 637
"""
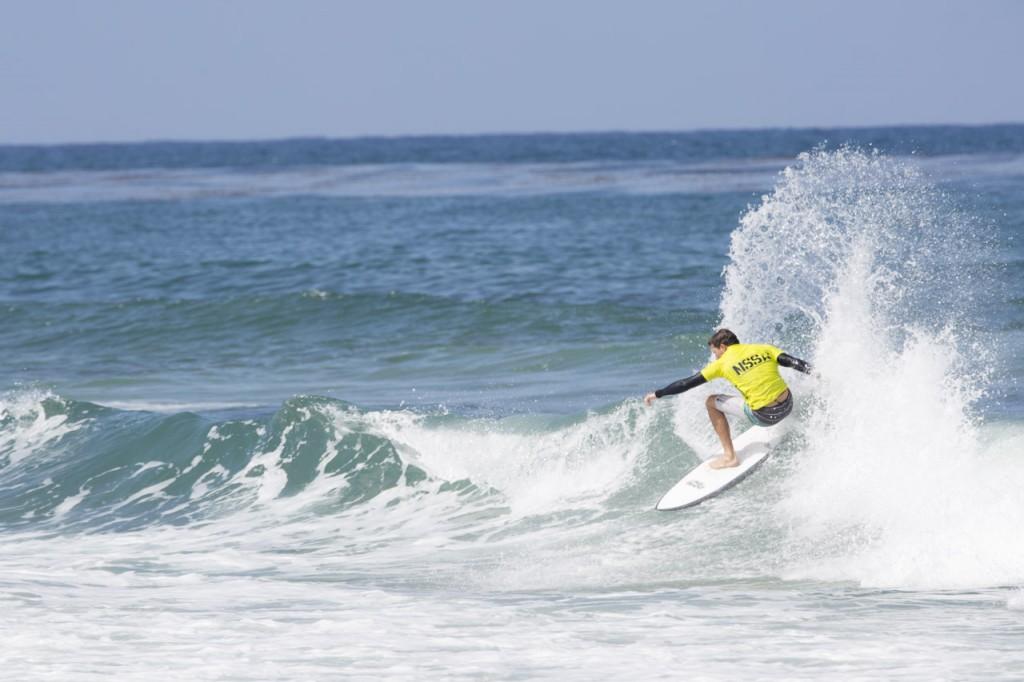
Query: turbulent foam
360 402 656 515
0 388 80 467
0 388 719 597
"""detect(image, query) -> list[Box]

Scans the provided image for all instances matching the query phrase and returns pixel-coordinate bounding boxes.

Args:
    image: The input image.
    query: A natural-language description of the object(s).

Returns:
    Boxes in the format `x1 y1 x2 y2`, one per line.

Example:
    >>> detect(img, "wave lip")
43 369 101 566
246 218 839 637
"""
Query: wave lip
0 389 83 468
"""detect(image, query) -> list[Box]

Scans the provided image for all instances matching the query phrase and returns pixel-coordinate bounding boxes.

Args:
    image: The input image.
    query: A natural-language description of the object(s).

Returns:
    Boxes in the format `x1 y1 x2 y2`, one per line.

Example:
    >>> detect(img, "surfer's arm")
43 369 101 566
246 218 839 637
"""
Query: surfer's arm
778 353 811 374
652 373 708 398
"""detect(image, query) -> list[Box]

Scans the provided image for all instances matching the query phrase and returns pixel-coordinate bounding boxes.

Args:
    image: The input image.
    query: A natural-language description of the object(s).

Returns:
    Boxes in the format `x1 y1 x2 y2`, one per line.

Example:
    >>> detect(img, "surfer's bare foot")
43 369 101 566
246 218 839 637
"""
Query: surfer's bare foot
709 455 739 469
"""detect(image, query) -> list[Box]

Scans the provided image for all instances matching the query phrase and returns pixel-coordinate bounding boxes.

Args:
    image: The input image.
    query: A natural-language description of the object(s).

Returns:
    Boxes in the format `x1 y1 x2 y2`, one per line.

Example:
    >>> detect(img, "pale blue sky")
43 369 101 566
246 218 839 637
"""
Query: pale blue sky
2 0 1022 144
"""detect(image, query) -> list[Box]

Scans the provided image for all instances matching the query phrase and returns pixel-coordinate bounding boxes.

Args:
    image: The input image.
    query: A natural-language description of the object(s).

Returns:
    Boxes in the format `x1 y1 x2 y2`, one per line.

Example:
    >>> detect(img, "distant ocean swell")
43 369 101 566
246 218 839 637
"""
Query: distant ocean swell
2 291 701 377
2 152 1022 204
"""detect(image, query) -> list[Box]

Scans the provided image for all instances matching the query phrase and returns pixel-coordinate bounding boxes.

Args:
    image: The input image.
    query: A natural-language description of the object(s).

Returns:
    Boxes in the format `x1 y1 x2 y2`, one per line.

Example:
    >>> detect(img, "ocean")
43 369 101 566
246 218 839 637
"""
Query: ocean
2 125 1023 680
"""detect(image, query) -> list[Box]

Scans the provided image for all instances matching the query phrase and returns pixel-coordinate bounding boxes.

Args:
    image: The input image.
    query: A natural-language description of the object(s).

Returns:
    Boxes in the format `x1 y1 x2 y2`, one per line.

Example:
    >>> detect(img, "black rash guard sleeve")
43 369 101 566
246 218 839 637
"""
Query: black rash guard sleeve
778 352 812 374
654 372 707 398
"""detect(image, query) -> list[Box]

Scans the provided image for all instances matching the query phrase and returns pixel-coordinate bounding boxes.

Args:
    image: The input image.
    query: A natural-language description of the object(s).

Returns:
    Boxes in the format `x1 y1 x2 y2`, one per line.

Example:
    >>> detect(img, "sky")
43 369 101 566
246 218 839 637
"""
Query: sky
1 0 1022 145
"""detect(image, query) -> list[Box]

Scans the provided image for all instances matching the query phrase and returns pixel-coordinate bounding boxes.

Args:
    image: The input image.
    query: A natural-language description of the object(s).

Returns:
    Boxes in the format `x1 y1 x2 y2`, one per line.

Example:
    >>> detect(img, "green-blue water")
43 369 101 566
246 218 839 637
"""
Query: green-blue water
2 127 1024 680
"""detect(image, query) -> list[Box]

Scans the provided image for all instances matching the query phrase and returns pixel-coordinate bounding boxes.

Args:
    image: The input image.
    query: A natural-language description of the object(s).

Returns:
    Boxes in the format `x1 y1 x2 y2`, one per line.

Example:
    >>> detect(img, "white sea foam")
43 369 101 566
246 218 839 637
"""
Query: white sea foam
0 389 80 467
359 402 654 515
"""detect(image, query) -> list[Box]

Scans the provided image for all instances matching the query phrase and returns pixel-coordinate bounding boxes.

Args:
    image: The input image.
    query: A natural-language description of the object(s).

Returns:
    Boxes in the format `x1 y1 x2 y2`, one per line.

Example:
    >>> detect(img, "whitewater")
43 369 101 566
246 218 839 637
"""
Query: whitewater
2 130 1024 680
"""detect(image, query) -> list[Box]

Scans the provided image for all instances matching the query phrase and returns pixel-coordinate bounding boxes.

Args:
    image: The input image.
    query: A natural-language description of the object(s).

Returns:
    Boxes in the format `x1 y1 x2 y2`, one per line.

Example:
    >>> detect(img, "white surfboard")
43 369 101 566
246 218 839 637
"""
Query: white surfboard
655 423 789 511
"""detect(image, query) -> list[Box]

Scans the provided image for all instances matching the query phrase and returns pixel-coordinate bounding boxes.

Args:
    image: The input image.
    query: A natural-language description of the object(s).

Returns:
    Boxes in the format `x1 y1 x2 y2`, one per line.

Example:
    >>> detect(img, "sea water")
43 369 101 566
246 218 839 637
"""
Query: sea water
2 127 1023 680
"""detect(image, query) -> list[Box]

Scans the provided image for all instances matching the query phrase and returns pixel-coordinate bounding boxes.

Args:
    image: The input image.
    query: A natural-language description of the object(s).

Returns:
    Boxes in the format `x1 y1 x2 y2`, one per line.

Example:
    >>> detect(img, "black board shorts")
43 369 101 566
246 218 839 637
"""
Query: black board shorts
713 391 793 427
750 390 793 426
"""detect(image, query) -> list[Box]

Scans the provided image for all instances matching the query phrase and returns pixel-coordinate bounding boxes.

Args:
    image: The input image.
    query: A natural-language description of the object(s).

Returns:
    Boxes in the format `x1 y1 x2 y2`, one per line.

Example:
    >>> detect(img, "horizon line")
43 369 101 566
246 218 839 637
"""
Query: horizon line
4 120 1023 151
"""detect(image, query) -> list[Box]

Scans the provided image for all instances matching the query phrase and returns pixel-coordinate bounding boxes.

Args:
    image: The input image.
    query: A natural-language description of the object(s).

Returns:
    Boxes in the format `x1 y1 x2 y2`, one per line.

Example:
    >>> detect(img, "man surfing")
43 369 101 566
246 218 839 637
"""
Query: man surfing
644 329 811 469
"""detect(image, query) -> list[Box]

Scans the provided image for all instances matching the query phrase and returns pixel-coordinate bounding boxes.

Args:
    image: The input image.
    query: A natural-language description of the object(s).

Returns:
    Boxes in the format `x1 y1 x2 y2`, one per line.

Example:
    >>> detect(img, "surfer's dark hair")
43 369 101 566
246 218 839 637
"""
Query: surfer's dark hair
708 329 739 347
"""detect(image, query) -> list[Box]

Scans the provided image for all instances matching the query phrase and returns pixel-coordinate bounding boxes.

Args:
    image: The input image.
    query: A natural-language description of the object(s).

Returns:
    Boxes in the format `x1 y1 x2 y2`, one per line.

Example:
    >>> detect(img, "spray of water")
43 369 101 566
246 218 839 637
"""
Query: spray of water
721 147 1023 588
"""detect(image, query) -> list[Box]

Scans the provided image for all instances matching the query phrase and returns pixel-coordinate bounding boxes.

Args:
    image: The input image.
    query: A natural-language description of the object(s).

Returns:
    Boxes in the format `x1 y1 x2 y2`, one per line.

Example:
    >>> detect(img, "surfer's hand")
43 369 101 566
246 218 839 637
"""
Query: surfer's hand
644 392 657 406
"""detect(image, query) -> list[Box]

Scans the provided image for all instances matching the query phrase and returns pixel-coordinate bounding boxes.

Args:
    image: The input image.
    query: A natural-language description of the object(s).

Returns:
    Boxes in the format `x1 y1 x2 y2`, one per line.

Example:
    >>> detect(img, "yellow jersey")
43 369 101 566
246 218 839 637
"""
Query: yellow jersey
700 343 788 410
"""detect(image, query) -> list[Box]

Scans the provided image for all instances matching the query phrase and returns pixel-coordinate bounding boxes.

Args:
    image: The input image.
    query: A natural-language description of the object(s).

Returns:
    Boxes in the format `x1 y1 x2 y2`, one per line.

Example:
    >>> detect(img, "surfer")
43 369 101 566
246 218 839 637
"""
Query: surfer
644 329 811 469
